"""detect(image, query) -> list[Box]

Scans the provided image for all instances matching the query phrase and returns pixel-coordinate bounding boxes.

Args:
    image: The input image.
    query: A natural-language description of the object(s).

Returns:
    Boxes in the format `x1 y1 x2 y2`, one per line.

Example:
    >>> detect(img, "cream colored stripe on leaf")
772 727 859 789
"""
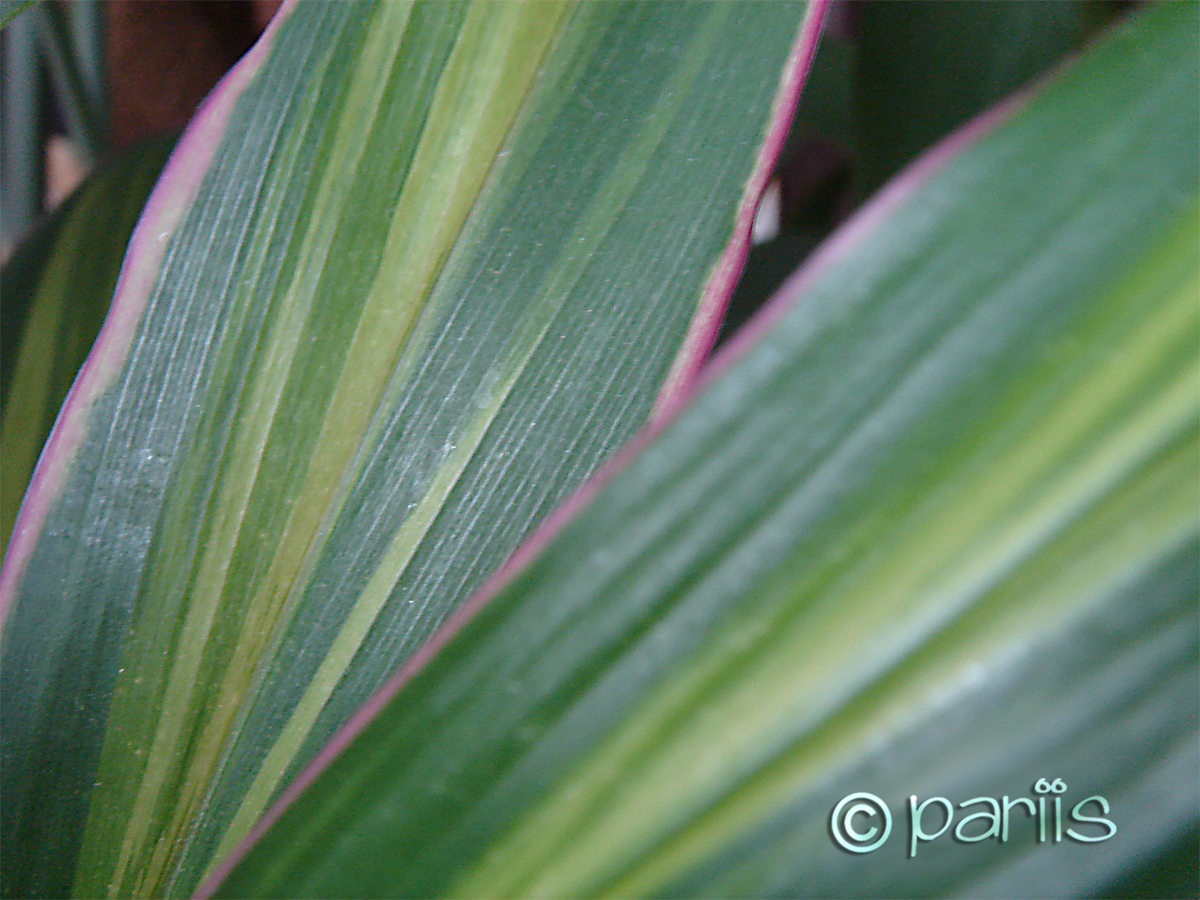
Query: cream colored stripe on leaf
605 436 1198 899
449 214 1200 898
214 1 732 869
204 0 571 872
95 5 418 897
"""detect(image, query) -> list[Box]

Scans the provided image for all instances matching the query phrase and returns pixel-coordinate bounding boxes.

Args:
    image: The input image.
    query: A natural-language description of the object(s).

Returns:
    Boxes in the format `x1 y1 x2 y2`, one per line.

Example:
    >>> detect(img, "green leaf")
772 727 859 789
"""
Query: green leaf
855 0 1092 196
0 0 37 32
0 2 819 898
1 136 172 553
39 0 108 160
1 6 44 248
209 5 1198 897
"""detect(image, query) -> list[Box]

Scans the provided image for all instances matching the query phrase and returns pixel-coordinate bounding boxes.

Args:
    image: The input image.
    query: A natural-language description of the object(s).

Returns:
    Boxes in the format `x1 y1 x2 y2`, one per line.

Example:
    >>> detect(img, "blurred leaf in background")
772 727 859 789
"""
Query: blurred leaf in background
1 2 819 897
2 0 105 255
1 2 1196 899
725 0 1127 340
2 0 277 577
209 4 1198 897
0 135 171 549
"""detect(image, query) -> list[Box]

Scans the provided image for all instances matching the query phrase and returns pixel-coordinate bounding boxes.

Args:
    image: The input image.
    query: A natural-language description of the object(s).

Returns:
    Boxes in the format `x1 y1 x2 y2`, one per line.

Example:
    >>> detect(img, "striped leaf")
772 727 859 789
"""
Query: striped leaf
0 2 820 897
208 4 1198 897
1 136 172 551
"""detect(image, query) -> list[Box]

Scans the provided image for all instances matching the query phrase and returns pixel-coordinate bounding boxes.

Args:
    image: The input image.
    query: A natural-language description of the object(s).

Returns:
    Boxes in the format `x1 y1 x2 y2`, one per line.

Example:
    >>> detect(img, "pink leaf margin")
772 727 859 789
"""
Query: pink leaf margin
197 58 1026 900
648 0 829 423
0 0 298 627
195 3 836 894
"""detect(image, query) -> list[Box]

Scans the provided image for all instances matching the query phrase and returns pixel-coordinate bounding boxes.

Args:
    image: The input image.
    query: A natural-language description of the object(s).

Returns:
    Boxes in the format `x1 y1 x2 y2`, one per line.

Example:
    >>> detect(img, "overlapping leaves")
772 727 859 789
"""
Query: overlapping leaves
211 5 1198 897
0 2 815 897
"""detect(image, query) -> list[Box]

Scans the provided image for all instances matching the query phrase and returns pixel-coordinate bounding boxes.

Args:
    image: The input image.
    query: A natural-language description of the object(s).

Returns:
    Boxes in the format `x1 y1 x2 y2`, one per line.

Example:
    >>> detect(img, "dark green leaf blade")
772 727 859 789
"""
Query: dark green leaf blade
1 136 171 552
855 0 1093 196
0 2 818 897
0 0 37 31
209 5 1198 897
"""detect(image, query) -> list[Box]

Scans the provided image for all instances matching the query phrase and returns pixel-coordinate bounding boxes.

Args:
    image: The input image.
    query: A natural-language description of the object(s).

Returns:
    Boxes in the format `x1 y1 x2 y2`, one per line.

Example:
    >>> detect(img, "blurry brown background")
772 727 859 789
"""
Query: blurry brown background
36 0 281 216
107 0 280 147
